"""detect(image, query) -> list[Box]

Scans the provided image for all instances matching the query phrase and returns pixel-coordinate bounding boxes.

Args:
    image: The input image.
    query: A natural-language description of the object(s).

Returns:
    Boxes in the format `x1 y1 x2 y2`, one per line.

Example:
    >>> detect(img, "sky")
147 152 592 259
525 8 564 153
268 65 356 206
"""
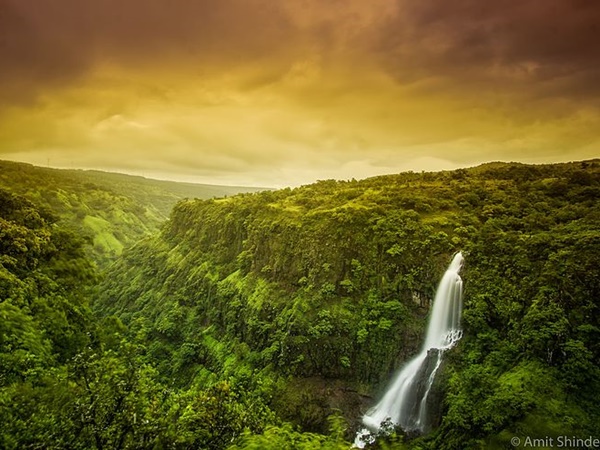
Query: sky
1 0 599 187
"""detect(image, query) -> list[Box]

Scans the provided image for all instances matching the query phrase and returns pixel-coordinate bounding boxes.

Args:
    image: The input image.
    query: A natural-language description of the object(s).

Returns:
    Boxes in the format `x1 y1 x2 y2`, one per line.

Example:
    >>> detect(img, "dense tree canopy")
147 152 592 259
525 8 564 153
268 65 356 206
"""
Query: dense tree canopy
0 160 263 266
2 160 599 448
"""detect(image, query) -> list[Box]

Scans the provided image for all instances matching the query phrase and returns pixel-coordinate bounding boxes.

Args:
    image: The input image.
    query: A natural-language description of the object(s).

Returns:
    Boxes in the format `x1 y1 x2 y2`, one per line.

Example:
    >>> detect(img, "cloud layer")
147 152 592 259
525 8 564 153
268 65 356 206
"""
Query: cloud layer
1 0 598 186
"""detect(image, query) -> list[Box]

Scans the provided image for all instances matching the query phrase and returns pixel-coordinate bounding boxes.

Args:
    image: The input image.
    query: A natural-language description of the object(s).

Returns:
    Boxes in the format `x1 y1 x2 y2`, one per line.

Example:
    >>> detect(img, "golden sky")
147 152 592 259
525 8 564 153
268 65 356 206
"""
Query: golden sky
1 0 599 186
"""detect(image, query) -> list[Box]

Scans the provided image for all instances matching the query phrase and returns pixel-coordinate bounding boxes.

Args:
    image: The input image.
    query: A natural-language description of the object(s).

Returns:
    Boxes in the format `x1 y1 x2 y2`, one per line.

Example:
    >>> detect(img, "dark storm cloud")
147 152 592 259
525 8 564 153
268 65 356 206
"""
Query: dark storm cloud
0 0 297 102
374 0 600 96
1 0 598 187
3 0 599 101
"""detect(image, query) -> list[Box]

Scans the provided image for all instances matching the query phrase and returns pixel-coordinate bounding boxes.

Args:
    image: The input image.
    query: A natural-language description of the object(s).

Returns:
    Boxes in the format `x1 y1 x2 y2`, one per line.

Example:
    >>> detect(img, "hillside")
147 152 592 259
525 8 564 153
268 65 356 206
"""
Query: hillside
2 159 599 449
95 159 600 447
0 160 267 265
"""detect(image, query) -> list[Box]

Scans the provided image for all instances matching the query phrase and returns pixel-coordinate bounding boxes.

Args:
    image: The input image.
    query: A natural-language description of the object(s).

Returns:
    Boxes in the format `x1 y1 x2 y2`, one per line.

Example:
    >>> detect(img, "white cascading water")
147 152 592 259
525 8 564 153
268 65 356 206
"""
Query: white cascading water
355 252 464 447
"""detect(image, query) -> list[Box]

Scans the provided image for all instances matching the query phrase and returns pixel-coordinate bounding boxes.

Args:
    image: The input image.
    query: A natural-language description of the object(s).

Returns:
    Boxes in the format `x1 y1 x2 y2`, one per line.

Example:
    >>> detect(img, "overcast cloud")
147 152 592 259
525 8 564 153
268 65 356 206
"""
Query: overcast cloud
1 0 598 186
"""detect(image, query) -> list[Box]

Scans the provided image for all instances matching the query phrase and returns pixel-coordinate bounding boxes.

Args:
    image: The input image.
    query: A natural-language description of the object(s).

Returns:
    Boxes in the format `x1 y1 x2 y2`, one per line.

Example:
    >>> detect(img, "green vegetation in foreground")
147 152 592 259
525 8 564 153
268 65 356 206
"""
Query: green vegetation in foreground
1 160 600 449
0 160 267 266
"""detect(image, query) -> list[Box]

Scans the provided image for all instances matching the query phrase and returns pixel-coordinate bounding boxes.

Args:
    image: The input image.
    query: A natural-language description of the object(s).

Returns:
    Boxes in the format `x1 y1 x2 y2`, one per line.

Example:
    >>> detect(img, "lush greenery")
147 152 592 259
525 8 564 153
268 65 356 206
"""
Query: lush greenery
0 187 280 449
2 160 599 448
0 160 265 266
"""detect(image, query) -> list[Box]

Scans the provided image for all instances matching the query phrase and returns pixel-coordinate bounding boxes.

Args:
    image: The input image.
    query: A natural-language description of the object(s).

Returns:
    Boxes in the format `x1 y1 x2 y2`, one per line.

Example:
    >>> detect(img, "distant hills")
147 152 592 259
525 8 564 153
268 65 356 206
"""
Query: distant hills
0 160 268 265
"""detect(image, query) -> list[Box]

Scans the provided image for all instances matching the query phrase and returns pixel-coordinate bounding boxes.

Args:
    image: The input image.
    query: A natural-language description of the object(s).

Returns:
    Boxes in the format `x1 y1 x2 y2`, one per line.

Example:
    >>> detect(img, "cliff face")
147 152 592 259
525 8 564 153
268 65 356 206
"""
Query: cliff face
96 188 446 384
95 161 600 439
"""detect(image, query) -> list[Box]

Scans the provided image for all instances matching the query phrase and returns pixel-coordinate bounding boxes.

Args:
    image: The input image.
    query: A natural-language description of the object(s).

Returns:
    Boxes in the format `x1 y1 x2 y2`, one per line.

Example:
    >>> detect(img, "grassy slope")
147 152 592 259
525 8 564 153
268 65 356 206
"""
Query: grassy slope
0 160 267 266
72 169 269 217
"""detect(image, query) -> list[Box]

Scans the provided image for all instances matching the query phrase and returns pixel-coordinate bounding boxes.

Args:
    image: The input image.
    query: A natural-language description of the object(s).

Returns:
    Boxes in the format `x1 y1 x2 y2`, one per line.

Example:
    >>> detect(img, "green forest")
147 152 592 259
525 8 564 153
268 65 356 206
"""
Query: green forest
0 160 265 267
1 159 599 449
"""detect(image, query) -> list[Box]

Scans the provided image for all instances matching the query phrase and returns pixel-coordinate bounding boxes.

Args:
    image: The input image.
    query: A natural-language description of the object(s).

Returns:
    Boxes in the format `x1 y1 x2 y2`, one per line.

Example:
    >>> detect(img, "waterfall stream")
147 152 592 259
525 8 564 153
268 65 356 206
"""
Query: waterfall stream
355 252 464 447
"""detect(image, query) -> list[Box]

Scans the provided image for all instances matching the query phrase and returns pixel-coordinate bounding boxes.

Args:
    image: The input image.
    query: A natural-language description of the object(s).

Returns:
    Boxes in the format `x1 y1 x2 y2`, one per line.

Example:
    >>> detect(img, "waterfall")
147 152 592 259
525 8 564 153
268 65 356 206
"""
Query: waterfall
356 252 464 447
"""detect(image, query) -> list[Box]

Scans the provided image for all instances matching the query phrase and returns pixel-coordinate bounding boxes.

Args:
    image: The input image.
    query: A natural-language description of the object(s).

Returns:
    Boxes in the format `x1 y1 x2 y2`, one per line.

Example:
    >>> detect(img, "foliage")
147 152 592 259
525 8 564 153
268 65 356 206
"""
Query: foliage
2 159 600 448
0 159 264 266
0 189 276 449
97 159 600 445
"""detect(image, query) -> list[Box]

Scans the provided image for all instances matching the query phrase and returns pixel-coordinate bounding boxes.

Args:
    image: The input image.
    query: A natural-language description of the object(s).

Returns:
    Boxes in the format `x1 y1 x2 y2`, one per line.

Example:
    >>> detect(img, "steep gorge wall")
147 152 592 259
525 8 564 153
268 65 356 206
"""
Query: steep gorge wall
95 161 600 441
96 185 459 385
